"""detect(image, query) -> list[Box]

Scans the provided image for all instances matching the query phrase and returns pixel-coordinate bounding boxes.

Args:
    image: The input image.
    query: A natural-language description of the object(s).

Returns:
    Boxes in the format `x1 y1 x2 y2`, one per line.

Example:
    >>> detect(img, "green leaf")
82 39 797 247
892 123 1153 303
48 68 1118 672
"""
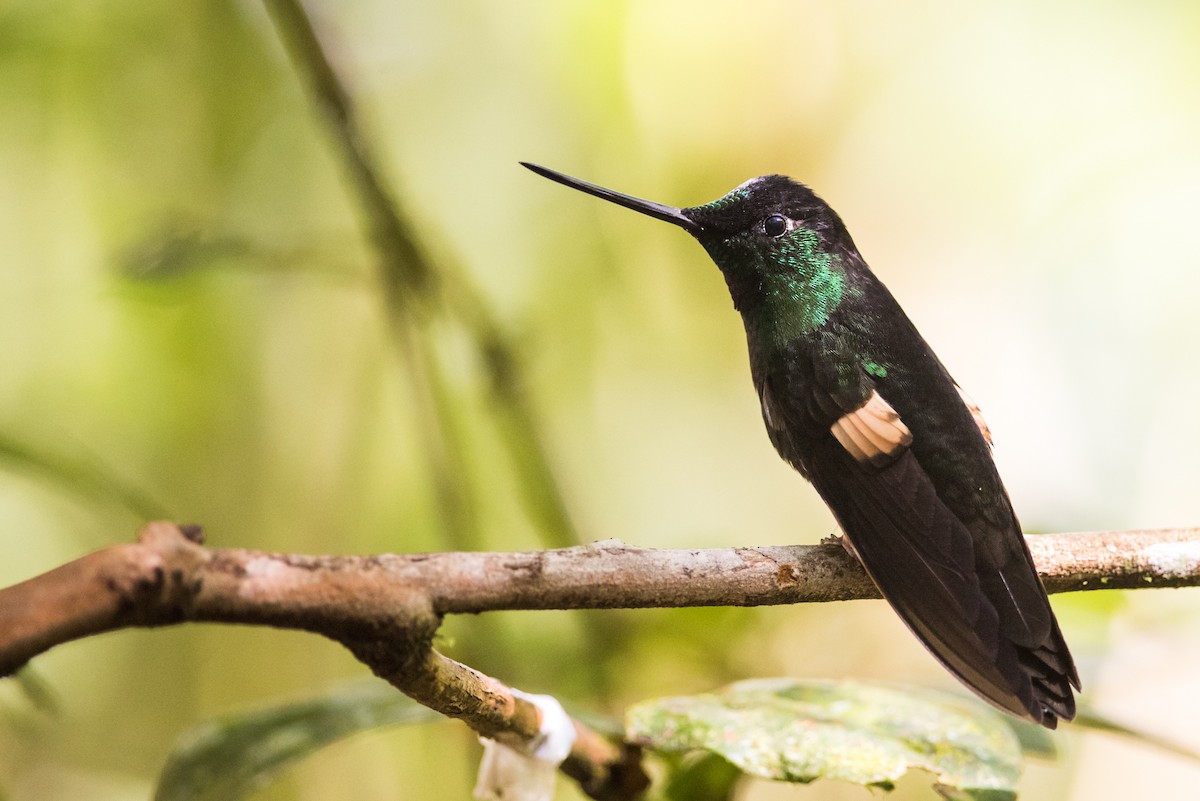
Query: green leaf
0 431 170 520
627 678 1025 800
657 752 743 801
154 681 438 801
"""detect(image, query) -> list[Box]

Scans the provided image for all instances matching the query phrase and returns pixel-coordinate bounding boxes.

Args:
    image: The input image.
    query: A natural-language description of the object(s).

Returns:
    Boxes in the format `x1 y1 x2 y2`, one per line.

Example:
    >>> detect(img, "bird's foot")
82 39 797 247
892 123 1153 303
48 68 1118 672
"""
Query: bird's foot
822 532 863 566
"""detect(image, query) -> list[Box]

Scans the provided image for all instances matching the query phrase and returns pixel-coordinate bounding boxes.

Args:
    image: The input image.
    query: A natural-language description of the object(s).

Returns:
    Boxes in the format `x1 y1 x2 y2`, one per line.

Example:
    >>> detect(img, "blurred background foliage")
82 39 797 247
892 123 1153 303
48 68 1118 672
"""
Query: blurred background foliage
1 1 1199 799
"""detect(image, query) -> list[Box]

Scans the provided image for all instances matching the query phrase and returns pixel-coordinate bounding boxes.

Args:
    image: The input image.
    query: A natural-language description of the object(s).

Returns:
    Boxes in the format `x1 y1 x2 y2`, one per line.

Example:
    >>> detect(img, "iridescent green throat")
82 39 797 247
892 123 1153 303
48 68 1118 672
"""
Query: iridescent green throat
750 227 846 347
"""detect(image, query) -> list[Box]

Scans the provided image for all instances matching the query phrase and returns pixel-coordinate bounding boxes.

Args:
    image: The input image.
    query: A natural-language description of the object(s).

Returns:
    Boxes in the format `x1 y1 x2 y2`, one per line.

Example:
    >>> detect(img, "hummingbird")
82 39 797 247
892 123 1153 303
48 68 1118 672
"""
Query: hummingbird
522 162 1079 728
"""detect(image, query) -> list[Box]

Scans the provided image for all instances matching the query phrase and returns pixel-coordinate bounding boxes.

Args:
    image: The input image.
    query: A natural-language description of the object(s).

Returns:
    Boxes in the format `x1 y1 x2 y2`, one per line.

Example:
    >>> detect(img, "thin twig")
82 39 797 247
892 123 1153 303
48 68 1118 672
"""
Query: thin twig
264 0 486 551
262 0 431 301
261 0 581 550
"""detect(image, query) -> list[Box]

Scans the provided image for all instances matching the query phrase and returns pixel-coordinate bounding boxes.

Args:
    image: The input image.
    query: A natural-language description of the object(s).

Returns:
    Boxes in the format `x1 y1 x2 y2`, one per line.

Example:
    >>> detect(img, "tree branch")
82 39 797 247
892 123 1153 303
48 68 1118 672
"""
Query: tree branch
4 523 1199 675
1 523 1197 797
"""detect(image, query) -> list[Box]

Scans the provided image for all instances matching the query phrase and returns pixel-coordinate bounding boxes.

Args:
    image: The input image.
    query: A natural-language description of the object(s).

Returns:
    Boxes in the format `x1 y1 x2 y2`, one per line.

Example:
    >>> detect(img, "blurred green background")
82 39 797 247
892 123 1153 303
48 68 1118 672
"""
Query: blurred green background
2 1 1199 799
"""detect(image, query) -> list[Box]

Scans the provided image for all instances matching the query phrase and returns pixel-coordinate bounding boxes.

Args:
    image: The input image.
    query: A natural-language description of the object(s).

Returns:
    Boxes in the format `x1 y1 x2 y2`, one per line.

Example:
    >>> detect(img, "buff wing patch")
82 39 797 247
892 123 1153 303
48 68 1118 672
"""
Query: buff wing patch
831 390 913 464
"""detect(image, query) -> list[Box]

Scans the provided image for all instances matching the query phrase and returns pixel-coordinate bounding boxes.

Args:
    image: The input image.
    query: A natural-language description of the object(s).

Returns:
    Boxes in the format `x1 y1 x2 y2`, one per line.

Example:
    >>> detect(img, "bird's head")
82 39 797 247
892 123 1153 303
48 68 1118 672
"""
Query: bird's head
522 163 854 321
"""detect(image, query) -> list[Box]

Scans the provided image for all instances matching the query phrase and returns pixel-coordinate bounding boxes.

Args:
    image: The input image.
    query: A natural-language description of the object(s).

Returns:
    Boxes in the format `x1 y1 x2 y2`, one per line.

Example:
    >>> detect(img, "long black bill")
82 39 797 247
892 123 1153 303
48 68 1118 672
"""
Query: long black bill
521 162 702 234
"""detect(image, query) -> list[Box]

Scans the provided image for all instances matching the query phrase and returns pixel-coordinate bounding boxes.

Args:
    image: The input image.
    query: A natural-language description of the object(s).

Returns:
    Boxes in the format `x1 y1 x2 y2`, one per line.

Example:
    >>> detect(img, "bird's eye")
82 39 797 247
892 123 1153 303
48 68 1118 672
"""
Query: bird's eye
763 214 788 238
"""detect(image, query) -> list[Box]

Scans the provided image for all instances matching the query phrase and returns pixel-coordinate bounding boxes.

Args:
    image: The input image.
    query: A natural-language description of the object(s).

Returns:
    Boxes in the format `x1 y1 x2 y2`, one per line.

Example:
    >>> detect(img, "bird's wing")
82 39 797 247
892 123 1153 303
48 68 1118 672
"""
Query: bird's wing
762 353 1076 725
816 443 1041 720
